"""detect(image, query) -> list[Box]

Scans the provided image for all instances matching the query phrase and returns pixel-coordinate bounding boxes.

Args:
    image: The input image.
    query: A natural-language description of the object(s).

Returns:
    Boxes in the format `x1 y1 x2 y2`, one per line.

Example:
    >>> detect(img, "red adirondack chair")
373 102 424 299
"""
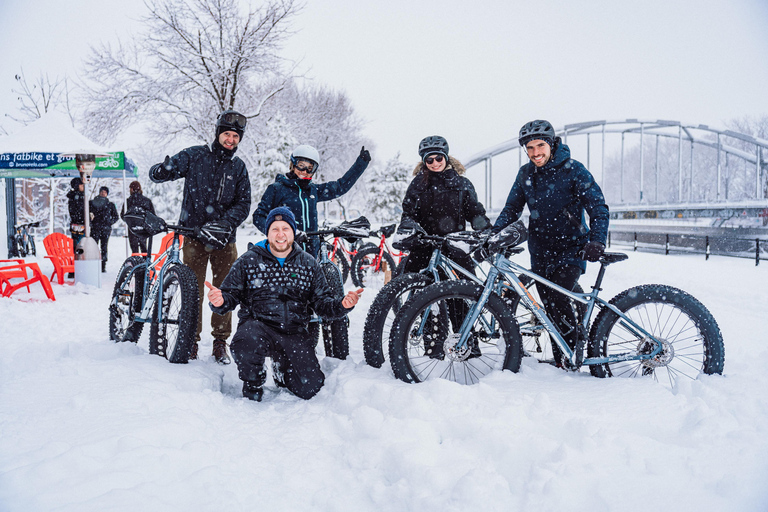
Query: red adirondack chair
43 233 75 285
0 260 56 301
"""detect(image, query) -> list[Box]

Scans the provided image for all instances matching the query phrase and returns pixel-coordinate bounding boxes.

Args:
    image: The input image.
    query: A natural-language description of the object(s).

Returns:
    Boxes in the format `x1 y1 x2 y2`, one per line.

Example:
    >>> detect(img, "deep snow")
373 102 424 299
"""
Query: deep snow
1 236 767 512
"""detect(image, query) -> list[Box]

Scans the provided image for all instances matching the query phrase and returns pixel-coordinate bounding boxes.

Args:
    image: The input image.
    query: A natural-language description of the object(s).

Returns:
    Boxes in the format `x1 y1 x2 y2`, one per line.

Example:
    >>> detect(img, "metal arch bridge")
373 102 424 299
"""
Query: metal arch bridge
464 119 768 221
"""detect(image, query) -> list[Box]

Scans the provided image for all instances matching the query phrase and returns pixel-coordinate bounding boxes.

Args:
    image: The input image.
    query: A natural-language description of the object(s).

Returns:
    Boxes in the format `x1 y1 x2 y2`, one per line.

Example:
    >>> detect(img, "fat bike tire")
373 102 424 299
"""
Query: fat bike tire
149 263 199 363
329 250 351 285
350 246 396 288
27 237 36 256
320 262 349 359
587 284 724 388
362 272 432 368
389 281 522 385
109 256 146 343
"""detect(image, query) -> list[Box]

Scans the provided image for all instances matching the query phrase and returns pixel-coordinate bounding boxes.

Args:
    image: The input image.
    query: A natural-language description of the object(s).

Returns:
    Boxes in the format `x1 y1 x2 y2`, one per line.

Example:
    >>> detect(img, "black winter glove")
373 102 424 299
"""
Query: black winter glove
579 241 605 262
294 230 308 244
359 146 371 163
195 220 232 250
162 155 173 171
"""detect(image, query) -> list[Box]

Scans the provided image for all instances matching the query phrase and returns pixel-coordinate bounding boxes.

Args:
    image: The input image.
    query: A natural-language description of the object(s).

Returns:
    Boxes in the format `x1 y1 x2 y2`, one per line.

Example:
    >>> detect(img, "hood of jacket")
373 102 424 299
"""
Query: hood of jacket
412 155 466 176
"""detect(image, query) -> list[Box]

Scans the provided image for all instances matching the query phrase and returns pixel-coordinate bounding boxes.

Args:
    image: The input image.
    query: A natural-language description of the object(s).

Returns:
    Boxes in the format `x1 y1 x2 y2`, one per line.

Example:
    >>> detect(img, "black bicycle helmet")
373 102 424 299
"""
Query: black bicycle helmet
418 135 450 161
216 110 247 139
518 120 556 147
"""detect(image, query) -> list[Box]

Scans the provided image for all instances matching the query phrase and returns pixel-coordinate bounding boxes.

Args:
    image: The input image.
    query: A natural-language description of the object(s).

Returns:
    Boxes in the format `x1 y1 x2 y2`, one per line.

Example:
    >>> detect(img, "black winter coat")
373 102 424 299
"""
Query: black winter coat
494 140 609 275
149 141 251 244
120 192 155 219
253 157 369 253
211 242 350 334
89 196 119 237
401 159 490 236
67 189 85 225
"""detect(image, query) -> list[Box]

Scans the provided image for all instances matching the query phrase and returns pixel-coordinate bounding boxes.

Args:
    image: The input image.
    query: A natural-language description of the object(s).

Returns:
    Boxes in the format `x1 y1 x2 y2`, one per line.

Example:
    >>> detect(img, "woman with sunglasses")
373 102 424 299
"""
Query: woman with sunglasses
400 135 491 274
253 144 371 257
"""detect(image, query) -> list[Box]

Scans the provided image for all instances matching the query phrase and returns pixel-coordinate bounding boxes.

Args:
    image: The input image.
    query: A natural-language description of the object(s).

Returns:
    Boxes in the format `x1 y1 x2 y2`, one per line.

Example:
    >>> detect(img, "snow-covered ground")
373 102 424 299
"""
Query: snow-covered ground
1 235 767 512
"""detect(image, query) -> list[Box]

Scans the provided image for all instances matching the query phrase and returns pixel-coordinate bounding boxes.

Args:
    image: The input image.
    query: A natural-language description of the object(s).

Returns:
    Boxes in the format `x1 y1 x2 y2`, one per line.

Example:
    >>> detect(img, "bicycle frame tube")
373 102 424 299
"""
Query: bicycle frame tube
489 253 664 367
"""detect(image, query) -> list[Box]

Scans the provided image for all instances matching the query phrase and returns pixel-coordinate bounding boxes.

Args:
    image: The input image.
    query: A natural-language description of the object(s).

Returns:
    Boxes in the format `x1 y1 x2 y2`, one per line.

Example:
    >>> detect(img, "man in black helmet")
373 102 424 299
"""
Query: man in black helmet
149 110 252 365
494 120 609 369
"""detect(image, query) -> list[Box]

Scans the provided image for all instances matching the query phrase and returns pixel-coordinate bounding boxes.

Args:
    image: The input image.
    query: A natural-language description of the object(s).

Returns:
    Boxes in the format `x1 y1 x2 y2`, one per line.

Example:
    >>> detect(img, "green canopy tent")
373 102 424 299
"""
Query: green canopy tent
0 113 138 258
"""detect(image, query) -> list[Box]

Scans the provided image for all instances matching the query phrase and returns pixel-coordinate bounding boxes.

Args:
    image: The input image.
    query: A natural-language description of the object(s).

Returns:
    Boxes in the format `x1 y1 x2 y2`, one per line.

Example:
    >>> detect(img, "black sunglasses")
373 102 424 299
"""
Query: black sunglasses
295 160 316 174
220 112 247 130
425 155 445 165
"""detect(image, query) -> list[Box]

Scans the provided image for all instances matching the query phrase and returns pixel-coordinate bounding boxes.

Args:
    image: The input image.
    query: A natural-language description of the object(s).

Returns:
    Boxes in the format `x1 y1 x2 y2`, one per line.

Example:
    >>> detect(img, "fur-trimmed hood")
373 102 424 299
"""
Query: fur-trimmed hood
412 156 466 176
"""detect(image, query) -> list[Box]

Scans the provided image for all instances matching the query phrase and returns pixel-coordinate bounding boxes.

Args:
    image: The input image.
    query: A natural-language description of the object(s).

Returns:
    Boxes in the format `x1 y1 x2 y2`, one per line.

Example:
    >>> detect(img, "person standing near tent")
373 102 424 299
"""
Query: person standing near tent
90 186 119 273
252 144 371 257
120 180 156 254
149 110 251 365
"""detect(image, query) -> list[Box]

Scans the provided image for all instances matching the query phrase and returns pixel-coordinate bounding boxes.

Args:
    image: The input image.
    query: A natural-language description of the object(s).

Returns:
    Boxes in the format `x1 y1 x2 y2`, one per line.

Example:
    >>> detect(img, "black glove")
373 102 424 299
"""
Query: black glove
294 230 308 244
359 146 371 163
162 155 173 171
195 220 232 250
579 241 605 262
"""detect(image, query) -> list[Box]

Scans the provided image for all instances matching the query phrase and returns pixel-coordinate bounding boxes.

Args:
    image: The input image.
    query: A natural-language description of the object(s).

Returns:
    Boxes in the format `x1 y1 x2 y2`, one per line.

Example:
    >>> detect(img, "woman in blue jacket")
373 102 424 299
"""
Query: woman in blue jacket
253 145 371 256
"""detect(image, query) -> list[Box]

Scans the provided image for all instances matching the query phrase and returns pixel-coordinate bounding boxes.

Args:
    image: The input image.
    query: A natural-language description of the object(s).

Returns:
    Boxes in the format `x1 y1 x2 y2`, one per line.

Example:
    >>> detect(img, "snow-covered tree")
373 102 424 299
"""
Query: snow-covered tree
365 153 411 224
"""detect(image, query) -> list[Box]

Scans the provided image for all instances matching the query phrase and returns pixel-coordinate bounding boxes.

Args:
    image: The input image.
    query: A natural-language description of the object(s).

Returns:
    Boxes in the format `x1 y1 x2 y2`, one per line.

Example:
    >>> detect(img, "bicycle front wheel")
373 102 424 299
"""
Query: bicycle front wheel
27 237 36 256
329 250 351 284
320 262 348 359
389 281 522 384
351 246 396 288
109 256 146 343
149 263 199 363
588 284 724 388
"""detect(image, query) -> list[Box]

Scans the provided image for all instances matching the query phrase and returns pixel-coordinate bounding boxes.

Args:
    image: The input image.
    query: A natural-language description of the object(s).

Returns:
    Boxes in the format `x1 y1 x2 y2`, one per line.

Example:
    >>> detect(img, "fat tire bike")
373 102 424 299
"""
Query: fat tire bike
109 211 199 363
390 228 725 388
350 223 407 288
305 216 371 359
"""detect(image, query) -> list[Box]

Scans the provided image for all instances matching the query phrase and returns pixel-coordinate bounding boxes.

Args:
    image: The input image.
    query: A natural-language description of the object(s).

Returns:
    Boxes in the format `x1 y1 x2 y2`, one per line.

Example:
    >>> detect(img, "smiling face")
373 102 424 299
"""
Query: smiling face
292 159 315 180
525 139 552 168
424 153 447 172
218 130 241 150
267 220 294 257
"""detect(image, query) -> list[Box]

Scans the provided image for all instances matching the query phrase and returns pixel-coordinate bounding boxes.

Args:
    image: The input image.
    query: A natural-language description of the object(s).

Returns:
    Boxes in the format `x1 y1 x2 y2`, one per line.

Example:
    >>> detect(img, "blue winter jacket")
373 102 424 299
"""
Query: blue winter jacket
493 140 609 275
253 156 369 254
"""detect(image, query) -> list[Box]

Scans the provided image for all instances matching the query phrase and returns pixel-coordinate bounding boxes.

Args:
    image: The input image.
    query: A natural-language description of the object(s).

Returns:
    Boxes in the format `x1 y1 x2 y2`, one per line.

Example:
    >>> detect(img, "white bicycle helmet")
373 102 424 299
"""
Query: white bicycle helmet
290 145 320 171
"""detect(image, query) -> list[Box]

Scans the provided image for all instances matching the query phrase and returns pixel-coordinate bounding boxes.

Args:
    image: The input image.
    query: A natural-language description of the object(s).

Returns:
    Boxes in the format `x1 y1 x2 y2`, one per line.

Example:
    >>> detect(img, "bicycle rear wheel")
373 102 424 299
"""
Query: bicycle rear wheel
149 263 199 363
389 281 522 384
109 256 146 343
351 246 396 288
320 262 349 359
588 284 724 388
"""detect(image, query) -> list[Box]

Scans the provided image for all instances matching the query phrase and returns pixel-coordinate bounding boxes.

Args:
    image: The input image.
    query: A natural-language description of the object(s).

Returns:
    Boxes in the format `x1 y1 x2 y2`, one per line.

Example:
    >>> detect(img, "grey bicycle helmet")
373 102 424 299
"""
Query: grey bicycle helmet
518 120 556 147
418 135 450 161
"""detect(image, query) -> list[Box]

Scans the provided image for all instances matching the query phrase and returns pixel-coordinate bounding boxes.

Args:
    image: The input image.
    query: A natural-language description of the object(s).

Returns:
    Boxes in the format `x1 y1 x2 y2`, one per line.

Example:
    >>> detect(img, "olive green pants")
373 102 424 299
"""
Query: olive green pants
182 238 238 342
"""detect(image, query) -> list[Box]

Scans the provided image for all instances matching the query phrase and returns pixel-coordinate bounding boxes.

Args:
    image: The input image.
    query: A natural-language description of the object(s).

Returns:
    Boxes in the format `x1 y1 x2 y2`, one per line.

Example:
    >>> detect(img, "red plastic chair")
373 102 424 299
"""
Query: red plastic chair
43 233 75 285
0 260 56 301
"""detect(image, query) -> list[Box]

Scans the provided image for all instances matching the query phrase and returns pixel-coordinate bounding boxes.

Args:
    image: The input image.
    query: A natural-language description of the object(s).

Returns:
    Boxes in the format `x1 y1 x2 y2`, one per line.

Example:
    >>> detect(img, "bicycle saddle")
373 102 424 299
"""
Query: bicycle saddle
600 252 628 265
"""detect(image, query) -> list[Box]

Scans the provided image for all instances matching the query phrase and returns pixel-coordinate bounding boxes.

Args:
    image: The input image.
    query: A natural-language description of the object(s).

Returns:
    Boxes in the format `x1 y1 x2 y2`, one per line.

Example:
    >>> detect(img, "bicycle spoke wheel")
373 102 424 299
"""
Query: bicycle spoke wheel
390 281 522 385
588 284 724 388
351 246 396 288
149 264 199 363
109 256 146 343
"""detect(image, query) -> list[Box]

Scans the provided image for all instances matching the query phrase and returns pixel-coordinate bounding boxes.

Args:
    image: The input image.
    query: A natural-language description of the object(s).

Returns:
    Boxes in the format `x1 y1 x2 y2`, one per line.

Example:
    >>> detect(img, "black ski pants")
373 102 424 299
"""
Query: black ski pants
536 264 583 358
230 319 324 400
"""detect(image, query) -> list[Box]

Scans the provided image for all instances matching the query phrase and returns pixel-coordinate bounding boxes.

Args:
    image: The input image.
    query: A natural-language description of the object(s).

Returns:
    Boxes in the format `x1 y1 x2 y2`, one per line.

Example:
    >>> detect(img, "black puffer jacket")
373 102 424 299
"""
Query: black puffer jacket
89 196 119 238
67 189 85 225
120 192 155 219
149 141 251 244
401 157 490 235
494 140 609 275
210 241 350 334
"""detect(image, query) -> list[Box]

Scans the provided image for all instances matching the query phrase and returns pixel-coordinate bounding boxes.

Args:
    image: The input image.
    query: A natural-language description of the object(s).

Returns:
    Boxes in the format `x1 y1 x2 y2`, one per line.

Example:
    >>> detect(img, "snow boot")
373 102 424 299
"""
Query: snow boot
242 381 263 401
189 342 199 360
212 339 230 365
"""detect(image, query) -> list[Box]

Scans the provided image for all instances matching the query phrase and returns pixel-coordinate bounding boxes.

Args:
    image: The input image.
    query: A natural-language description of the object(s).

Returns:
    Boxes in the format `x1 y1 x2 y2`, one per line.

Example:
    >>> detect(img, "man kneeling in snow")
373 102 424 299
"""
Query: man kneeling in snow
205 207 362 401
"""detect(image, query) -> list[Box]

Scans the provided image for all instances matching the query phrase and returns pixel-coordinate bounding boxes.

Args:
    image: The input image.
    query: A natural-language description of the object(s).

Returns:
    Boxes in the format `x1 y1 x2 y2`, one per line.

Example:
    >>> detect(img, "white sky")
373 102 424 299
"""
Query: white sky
1 0 768 165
